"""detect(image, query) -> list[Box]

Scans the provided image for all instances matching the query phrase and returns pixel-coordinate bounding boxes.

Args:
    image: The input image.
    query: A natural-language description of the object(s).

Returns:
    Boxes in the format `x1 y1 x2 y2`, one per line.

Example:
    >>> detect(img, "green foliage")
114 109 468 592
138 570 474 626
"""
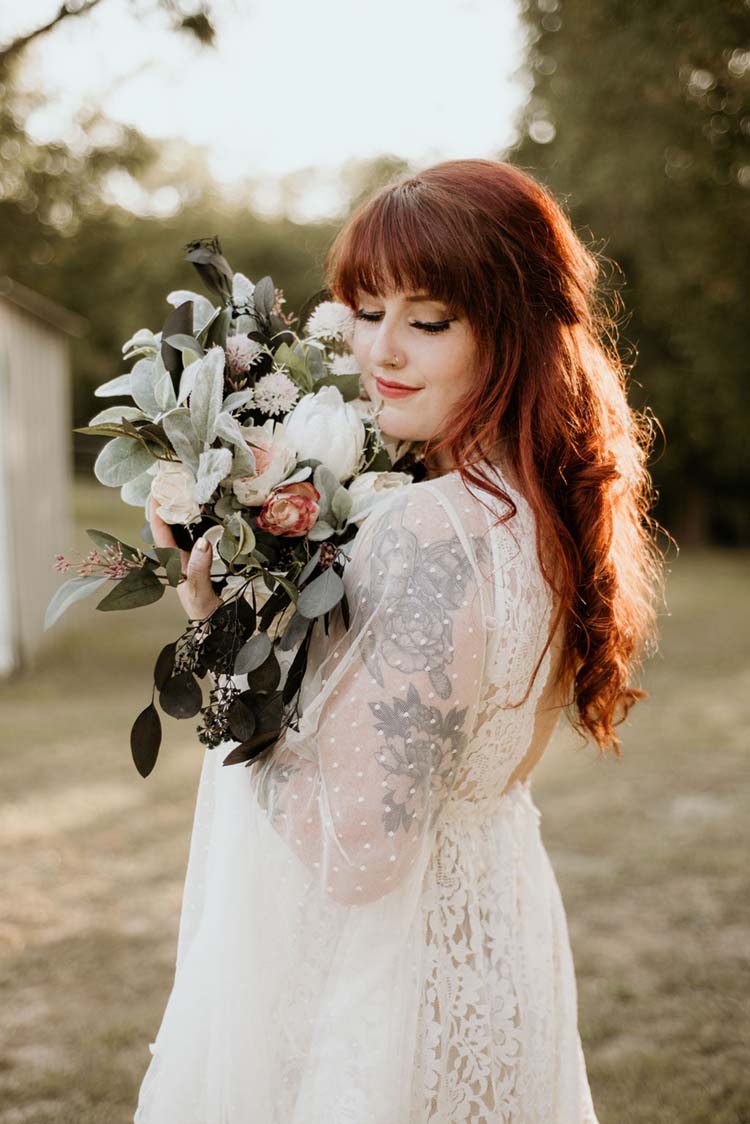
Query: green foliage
510 0 750 543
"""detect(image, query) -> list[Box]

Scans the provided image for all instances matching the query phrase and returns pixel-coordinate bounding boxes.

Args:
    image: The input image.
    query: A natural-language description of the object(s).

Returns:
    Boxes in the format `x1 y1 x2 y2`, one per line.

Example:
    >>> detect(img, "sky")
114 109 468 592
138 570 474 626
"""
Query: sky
7 0 531 221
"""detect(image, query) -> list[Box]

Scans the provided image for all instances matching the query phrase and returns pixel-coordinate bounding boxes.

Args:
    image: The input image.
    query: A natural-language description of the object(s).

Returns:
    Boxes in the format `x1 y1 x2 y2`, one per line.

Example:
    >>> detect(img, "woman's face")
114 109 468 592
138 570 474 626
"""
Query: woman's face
350 288 480 458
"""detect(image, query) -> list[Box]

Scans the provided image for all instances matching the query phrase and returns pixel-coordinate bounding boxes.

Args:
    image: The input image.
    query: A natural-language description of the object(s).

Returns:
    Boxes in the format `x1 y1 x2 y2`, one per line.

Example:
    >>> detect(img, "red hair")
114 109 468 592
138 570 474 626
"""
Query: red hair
323 158 667 755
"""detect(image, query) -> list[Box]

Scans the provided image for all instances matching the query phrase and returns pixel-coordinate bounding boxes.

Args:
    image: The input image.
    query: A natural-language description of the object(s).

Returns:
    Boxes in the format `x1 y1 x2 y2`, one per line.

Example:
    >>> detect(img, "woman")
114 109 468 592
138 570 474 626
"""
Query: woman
135 159 664 1123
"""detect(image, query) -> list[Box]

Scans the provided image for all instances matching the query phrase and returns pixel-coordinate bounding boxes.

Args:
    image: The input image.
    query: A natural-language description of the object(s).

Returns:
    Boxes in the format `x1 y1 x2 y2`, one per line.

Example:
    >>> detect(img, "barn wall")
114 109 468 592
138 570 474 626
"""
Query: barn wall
0 298 73 674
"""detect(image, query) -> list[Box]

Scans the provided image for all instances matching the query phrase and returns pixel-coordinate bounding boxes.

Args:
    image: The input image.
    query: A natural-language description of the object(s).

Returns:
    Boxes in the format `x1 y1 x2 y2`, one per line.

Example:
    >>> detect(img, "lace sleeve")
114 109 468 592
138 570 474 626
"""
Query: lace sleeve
246 483 490 906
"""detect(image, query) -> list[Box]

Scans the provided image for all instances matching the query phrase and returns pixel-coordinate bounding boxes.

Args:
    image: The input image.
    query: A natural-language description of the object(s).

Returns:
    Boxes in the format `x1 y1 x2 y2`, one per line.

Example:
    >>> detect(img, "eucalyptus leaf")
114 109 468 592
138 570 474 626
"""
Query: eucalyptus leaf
153 546 184 587
296 567 344 618
234 631 272 675
218 527 239 563
95 567 164 611
278 608 312 652
159 671 202 719
153 642 177 690
246 649 281 694
227 697 256 741
297 545 322 586
94 436 155 487
130 703 161 778
85 528 141 560
44 574 109 631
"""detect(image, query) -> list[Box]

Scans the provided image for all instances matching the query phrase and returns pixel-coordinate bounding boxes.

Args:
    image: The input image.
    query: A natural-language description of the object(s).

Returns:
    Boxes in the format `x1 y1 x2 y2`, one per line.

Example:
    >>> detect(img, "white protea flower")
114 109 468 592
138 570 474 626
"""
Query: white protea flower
225 335 264 375
329 352 361 375
304 300 355 344
253 370 301 416
232 272 255 307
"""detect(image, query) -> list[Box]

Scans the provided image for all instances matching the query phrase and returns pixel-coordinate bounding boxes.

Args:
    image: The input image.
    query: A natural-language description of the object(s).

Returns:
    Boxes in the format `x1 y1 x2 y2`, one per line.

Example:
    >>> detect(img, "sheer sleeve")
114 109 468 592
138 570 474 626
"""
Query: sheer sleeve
247 482 491 907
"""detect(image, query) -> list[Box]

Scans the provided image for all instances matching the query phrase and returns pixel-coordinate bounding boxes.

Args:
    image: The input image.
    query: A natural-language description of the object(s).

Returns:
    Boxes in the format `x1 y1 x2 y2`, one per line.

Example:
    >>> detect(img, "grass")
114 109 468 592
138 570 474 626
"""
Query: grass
1 479 748 1123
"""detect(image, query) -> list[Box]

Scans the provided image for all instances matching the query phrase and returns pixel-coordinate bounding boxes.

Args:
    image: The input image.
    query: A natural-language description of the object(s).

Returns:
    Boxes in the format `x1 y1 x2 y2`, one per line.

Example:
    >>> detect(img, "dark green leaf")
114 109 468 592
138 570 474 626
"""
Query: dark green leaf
95 567 164 611
131 703 161 778
161 300 193 381
282 633 312 705
86 528 141 561
153 642 177 690
227 697 256 741
159 671 202 718
246 649 281 694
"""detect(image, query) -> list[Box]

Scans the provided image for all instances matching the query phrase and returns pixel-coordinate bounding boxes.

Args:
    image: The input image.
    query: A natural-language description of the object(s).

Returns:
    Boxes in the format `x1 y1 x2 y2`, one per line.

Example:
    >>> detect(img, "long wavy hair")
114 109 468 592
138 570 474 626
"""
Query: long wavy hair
323 158 667 755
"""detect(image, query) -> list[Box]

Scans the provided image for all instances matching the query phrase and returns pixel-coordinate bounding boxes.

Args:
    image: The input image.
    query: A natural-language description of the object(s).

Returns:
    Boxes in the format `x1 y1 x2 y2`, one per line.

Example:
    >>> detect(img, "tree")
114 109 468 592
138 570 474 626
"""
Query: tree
509 0 750 543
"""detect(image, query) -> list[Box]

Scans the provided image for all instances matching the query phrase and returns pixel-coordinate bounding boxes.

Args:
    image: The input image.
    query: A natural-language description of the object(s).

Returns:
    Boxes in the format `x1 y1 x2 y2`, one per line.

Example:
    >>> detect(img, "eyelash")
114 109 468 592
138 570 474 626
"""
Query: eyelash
353 310 454 334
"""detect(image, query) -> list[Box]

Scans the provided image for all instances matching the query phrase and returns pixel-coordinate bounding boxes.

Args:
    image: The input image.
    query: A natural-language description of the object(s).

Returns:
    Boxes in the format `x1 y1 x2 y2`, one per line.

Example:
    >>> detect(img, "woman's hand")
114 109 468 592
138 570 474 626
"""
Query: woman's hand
147 496 222 623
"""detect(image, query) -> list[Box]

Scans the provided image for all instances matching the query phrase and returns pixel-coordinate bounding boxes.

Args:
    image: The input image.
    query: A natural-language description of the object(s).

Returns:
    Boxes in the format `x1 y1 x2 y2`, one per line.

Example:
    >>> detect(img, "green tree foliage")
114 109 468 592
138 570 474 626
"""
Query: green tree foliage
510 0 750 543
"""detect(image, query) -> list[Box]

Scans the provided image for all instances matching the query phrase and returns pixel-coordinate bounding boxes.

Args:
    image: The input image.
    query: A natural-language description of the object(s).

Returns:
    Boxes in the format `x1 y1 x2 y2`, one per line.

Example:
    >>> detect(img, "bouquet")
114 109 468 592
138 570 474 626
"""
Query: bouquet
46 237 427 777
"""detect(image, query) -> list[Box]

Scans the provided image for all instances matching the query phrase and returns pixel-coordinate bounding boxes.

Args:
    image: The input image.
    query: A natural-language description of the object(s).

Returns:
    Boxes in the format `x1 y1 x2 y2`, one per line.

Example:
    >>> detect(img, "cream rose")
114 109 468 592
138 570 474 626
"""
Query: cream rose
282 385 365 483
232 418 297 506
346 471 413 525
149 461 201 525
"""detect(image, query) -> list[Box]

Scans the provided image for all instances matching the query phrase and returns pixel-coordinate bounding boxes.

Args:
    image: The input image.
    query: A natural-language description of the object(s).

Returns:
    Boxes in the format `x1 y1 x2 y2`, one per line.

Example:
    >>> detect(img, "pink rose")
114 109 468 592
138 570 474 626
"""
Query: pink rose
256 482 321 538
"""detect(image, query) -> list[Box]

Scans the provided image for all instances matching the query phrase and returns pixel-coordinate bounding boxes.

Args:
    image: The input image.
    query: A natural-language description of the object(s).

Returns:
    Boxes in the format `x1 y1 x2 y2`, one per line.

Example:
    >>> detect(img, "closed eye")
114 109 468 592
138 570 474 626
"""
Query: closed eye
354 310 454 334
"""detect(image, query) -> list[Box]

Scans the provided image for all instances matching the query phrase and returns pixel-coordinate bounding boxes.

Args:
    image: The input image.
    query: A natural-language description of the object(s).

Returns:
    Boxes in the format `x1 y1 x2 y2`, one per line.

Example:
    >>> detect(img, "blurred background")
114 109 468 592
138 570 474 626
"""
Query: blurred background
0 1 748 1121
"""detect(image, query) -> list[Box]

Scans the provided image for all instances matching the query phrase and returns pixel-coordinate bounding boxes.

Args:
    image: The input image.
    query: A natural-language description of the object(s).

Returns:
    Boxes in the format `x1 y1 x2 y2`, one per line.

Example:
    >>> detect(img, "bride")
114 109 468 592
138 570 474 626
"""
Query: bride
136 158 664 1122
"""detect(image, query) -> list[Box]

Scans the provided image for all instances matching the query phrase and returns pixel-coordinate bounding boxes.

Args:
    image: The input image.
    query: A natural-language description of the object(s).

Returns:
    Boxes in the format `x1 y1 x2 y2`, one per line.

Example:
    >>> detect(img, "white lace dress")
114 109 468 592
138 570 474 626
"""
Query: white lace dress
133 466 600 1123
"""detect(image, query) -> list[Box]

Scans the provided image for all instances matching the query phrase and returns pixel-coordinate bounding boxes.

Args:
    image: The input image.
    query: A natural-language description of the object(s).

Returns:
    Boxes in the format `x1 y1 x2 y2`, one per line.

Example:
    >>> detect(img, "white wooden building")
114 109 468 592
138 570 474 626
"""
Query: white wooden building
0 277 87 677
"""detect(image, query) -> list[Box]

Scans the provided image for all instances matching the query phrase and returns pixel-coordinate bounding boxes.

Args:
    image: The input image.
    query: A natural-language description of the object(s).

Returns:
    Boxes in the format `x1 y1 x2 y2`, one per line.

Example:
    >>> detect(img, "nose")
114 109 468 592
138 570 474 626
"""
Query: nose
369 317 404 370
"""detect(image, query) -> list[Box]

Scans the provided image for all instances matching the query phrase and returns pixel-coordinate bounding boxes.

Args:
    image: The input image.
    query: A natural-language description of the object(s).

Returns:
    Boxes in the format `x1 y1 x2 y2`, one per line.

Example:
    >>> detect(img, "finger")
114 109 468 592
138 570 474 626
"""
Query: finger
185 537 219 618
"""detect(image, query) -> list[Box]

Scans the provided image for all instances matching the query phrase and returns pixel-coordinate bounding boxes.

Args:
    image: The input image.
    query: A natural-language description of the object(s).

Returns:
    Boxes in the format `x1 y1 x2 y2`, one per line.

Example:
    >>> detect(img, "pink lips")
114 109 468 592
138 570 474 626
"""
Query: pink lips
374 377 420 399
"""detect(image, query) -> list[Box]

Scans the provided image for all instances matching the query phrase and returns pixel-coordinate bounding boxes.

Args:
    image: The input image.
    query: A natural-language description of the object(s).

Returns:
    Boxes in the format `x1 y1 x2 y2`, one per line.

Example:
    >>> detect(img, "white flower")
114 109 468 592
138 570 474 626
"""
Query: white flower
253 370 300 415
225 335 264 375
283 385 366 483
232 272 255 307
149 461 201 525
346 471 413 524
232 418 298 506
304 300 355 344
330 352 361 375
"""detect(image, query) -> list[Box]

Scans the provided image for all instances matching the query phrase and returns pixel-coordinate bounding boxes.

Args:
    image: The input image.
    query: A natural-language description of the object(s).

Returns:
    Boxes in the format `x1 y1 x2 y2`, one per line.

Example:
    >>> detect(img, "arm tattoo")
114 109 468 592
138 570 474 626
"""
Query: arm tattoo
353 519 478 701
370 682 468 835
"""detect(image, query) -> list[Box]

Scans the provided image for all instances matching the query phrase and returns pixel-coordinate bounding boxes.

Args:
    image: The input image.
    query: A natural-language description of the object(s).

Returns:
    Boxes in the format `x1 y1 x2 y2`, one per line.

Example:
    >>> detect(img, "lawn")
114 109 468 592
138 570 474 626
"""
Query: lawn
0 480 748 1123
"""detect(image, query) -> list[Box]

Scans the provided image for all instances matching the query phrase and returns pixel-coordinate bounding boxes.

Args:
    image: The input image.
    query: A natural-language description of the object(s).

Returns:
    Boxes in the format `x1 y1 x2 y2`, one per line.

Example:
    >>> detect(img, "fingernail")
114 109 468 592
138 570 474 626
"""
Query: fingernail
195 537 209 552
